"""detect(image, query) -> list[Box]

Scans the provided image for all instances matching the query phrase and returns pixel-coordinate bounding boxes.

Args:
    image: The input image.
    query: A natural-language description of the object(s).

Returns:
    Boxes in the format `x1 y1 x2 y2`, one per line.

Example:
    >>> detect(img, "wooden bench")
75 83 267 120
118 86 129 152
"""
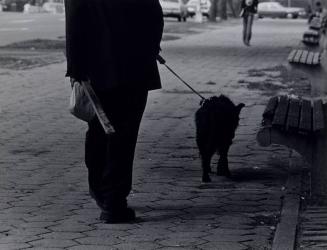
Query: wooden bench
288 49 321 66
257 96 327 196
302 30 320 45
321 15 327 34
309 16 322 31
302 16 322 46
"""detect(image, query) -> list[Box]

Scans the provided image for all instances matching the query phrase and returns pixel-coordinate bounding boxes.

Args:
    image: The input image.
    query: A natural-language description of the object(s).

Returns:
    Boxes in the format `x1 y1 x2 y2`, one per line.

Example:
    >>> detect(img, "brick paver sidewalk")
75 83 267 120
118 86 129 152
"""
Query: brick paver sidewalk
297 205 327 249
0 18 307 249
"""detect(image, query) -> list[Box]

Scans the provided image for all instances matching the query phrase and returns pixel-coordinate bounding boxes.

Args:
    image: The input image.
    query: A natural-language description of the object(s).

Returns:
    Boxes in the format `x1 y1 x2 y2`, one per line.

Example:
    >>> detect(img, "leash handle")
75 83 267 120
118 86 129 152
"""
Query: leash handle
157 54 166 64
157 55 206 101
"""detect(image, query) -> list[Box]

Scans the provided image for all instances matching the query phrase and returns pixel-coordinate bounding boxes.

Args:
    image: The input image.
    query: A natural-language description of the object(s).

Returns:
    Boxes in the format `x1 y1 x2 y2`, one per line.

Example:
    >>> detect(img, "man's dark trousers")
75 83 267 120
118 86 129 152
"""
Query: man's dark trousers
85 88 148 211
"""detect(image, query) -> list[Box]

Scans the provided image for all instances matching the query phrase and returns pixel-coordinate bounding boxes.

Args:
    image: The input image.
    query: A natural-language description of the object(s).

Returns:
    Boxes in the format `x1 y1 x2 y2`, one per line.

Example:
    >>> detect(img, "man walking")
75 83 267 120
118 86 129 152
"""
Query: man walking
65 0 164 223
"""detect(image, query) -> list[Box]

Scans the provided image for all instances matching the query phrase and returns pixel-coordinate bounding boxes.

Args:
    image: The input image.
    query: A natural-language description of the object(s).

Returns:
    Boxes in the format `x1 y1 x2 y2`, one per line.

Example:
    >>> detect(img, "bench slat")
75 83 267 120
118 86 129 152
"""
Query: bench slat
263 96 279 120
288 50 297 62
304 30 319 36
286 98 301 130
312 52 321 65
303 37 319 45
313 100 325 131
306 52 315 65
293 50 303 63
272 96 289 128
299 99 312 132
300 50 309 64
310 24 322 30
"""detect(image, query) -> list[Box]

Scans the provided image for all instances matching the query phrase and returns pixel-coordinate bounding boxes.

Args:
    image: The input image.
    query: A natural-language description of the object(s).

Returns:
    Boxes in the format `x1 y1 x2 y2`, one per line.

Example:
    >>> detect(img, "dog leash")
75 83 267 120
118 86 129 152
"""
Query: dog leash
157 55 206 101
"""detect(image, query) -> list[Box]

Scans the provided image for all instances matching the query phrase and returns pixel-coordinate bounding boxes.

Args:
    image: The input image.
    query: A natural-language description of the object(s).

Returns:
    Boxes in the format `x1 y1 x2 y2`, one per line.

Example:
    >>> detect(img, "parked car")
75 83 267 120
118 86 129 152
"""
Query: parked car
186 0 211 17
42 0 64 14
286 6 306 19
1 0 29 12
159 0 188 22
258 2 305 19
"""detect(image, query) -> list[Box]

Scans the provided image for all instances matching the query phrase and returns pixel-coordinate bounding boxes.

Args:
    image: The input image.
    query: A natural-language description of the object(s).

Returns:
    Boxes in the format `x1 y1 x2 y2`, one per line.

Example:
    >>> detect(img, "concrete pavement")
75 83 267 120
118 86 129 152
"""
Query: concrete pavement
0 18 316 249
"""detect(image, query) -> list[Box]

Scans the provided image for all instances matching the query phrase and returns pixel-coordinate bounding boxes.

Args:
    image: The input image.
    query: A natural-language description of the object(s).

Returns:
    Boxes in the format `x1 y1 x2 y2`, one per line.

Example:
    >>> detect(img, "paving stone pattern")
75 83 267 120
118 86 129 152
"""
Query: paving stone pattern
298 206 327 249
0 19 306 249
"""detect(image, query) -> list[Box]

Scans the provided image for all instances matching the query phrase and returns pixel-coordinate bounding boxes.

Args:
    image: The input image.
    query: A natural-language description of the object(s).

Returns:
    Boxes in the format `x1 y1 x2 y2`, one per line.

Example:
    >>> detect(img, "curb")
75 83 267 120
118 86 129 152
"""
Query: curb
272 155 302 250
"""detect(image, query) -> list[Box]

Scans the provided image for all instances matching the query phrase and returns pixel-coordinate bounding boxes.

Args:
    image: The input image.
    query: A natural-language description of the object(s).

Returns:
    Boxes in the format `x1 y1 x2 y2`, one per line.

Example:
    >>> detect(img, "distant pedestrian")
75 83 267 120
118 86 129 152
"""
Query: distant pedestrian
306 3 312 19
309 1 323 23
315 1 323 16
65 0 164 223
240 0 258 46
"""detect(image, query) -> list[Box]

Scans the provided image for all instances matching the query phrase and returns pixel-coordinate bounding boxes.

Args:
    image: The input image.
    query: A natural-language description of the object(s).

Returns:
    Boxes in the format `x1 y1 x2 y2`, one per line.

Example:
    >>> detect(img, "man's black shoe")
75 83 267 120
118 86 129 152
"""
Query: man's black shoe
100 207 136 224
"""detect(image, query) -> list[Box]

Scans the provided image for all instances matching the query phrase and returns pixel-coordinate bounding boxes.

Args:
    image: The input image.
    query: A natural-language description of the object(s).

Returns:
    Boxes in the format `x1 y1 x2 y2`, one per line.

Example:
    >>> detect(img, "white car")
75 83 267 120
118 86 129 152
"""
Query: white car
160 0 188 22
42 0 64 14
187 0 211 17
258 2 305 19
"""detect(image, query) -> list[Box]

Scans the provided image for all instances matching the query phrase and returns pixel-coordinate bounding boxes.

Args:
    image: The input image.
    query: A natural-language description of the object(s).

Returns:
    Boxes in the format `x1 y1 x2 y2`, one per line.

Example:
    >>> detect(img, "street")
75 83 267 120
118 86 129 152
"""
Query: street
0 11 326 249
0 13 65 46
0 12 217 46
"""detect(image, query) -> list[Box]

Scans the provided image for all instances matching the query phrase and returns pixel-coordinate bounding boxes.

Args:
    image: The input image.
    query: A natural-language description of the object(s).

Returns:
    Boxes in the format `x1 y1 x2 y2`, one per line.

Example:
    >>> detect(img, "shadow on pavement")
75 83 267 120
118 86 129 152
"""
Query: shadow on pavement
231 167 287 182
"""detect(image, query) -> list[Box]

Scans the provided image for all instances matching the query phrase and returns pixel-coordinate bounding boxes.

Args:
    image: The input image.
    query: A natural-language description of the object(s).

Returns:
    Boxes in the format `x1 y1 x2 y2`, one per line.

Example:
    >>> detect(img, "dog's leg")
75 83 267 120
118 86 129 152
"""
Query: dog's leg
217 146 231 177
201 154 212 182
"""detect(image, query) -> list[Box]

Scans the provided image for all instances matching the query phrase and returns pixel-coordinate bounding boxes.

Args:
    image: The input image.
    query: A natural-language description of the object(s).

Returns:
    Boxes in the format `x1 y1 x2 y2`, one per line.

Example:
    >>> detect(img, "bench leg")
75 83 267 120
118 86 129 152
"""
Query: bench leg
311 105 327 197
257 127 314 164
311 137 327 197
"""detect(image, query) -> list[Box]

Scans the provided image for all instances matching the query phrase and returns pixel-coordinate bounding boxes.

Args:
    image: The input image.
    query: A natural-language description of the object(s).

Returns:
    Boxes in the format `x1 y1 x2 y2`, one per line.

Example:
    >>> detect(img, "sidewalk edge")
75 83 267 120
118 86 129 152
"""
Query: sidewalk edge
272 157 302 250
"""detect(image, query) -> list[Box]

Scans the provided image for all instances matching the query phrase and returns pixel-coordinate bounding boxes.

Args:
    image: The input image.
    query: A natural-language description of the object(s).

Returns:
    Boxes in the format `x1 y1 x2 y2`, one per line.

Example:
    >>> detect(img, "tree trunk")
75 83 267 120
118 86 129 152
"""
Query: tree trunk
209 0 219 22
220 0 228 20
234 0 242 14
228 0 237 18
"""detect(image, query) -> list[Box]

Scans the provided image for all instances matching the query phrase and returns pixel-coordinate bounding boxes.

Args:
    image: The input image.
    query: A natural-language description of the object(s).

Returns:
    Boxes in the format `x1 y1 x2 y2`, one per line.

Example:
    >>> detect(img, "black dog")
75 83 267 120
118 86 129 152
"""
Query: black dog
195 95 245 182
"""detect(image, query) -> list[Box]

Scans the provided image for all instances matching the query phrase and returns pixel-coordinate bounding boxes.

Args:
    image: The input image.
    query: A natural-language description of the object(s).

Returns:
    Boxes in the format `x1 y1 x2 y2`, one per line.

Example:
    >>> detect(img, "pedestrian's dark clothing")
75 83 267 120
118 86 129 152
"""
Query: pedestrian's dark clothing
65 0 164 218
243 14 254 44
241 0 258 14
241 0 258 46
309 2 323 23
315 2 323 14
65 0 163 92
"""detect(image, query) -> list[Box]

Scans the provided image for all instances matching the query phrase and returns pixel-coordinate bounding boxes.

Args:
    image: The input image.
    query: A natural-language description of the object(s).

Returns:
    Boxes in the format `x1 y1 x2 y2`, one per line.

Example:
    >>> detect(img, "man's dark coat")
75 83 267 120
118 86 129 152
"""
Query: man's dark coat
65 0 164 92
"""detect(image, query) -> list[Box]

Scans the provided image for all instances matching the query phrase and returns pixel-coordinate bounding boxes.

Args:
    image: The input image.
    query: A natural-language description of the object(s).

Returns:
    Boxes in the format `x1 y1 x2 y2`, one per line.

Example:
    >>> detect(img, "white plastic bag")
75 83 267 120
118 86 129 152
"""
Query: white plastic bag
69 80 96 122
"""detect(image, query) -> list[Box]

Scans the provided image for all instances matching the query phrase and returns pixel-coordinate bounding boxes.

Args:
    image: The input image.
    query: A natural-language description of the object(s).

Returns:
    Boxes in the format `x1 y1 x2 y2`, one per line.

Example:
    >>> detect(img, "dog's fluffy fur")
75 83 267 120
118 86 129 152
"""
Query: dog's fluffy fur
195 95 245 182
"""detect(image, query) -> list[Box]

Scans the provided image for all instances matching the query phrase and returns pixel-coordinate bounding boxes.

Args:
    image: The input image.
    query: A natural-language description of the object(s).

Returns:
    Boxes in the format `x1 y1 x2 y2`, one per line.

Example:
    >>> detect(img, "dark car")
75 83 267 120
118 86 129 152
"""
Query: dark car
1 0 30 11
